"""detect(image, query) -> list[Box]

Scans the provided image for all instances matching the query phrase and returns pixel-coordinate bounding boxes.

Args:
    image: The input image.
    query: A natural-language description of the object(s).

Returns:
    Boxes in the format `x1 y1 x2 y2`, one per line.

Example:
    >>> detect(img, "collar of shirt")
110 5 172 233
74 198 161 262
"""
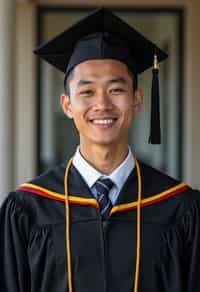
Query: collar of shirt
72 146 135 205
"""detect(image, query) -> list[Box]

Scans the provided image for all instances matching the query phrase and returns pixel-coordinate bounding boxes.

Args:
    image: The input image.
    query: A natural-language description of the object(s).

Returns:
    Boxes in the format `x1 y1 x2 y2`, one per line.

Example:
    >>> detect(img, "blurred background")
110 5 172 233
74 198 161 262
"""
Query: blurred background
0 0 200 204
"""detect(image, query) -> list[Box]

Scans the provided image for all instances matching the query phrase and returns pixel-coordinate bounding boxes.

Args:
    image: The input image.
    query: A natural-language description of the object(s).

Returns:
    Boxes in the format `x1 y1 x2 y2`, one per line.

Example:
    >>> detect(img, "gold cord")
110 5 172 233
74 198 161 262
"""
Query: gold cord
64 157 74 292
134 159 142 292
64 157 142 292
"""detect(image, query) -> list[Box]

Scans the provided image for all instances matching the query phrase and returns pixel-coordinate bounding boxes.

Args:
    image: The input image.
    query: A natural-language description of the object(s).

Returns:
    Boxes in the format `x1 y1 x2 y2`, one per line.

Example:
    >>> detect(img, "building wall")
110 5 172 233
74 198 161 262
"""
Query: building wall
15 4 36 187
14 0 200 189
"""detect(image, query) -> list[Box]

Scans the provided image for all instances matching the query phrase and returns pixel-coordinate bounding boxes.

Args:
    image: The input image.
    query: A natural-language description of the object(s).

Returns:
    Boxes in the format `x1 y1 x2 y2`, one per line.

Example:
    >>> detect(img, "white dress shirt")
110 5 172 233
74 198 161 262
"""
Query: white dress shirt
72 146 135 205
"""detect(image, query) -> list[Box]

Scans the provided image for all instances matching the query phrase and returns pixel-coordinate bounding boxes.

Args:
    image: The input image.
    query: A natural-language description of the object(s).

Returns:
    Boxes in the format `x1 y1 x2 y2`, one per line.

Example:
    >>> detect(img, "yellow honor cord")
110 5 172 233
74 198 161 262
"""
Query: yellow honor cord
64 157 142 292
64 157 74 292
134 159 142 292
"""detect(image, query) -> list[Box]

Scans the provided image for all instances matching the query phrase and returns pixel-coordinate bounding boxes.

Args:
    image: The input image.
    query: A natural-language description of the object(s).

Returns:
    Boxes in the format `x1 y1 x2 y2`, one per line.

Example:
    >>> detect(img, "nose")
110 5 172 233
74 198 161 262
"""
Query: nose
94 89 113 110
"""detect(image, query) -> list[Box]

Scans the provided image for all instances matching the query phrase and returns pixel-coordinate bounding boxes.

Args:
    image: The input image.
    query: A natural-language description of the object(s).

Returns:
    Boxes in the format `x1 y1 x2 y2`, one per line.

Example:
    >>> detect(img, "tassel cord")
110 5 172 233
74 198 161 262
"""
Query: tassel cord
64 157 142 292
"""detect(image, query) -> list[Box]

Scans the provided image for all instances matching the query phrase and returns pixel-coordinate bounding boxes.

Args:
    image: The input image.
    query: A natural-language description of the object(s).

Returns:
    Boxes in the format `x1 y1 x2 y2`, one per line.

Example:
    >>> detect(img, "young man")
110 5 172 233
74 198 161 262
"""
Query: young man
1 8 200 292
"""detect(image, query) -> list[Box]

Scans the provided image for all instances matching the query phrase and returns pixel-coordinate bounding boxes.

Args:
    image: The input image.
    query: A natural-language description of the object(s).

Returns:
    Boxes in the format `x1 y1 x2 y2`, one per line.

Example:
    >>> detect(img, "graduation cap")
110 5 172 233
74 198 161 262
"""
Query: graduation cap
34 7 168 144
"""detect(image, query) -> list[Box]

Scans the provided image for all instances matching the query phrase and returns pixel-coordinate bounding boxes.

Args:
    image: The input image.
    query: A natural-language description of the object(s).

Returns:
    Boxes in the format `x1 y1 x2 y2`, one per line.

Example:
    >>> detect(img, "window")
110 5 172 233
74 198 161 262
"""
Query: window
37 6 183 179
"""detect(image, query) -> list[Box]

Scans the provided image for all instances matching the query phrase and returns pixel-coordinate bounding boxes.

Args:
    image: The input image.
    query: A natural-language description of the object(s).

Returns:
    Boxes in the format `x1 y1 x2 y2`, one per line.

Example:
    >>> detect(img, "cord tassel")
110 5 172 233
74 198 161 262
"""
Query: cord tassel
149 54 161 144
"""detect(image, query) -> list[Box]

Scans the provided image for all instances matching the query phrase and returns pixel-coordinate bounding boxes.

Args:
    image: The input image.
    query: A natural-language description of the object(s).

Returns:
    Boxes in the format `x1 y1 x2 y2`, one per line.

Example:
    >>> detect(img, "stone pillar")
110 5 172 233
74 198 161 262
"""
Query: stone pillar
0 0 16 204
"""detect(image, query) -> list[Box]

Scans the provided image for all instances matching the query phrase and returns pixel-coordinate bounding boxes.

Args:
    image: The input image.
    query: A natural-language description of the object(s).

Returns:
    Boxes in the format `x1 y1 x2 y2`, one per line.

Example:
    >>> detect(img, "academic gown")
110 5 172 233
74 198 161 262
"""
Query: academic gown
1 160 200 292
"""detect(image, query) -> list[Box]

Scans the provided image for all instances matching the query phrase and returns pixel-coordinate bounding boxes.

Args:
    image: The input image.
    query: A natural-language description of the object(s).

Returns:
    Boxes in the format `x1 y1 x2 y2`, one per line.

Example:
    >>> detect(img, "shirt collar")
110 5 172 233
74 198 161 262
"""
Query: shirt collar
72 146 135 191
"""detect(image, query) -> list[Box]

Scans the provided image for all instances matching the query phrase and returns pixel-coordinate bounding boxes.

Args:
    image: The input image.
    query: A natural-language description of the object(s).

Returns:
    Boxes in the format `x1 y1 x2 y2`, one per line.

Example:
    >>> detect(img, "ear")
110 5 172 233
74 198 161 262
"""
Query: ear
60 94 73 119
133 89 144 113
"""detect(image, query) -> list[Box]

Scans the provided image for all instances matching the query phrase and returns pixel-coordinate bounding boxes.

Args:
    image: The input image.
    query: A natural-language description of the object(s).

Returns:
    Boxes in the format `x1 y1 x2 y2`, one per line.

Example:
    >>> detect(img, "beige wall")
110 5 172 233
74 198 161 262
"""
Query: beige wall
15 0 200 189
15 4 36 185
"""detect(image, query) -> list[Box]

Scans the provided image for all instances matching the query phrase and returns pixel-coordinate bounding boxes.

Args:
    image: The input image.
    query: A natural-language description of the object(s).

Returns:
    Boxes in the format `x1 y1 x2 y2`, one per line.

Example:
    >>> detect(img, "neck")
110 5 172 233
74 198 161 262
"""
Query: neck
79 143 129 175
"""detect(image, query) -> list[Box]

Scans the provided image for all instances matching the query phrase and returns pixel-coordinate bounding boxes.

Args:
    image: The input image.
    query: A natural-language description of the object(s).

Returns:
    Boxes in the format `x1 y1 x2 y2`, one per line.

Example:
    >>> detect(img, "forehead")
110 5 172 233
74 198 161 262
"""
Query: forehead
72 59 131 81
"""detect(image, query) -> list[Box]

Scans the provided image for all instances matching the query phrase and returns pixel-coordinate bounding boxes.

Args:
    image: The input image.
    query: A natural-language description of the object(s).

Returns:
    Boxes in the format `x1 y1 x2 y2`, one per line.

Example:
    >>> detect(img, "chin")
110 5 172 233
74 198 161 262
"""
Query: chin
92 137 121 146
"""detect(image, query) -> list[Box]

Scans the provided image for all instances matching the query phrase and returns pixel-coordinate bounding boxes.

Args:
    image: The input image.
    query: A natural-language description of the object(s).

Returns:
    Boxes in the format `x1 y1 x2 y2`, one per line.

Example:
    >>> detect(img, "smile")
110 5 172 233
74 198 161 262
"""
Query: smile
92 119 115 125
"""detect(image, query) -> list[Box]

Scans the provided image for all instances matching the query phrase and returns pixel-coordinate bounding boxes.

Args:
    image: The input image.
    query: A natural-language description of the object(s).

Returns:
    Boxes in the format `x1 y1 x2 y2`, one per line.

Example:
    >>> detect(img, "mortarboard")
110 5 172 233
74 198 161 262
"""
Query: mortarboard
34 7 168 144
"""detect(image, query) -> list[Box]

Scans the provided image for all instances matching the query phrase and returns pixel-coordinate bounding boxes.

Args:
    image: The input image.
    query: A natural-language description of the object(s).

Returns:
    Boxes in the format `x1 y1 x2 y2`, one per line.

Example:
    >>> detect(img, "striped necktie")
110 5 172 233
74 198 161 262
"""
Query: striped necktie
95 178 114 220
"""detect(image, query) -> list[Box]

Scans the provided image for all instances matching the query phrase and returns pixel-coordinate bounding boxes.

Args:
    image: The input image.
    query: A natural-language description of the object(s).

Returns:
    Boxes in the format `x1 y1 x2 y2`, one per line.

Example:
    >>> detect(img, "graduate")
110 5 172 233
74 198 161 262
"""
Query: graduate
1 7 200 292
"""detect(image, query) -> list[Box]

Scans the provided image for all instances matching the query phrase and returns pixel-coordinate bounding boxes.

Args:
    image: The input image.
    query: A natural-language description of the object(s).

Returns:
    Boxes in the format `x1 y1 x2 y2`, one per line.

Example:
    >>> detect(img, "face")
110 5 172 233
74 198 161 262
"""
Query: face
61 59 143 150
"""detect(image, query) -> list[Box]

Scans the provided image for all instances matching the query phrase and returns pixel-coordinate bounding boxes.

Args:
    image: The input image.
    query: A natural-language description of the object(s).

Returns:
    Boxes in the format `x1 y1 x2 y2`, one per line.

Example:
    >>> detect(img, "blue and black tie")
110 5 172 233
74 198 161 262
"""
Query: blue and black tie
95 178 114 220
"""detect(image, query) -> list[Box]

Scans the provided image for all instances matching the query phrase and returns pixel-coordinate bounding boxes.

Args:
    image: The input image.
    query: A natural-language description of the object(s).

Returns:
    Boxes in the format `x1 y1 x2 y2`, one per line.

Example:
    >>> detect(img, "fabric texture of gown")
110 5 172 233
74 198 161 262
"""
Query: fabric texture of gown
0 160 200 292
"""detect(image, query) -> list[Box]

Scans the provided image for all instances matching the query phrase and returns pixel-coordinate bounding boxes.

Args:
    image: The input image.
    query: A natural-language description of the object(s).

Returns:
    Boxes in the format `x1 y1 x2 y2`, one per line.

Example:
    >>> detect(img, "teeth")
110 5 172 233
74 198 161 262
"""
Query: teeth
93 119 114 125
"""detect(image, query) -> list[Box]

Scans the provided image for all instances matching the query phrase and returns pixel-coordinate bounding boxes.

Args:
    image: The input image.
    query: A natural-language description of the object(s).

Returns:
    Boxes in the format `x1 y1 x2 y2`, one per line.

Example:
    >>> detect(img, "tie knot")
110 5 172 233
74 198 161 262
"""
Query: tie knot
95 178 114 197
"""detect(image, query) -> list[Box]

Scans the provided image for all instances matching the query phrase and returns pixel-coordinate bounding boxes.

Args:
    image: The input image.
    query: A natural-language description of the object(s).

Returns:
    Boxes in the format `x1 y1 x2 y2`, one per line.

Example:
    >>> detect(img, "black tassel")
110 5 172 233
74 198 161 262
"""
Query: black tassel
149 55 161 144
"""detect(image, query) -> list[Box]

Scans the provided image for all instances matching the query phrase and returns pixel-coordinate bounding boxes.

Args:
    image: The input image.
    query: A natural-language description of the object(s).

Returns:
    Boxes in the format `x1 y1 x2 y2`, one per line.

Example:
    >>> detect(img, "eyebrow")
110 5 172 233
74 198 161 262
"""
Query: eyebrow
77 77 127 88
107 77 127 85
77 80 94 87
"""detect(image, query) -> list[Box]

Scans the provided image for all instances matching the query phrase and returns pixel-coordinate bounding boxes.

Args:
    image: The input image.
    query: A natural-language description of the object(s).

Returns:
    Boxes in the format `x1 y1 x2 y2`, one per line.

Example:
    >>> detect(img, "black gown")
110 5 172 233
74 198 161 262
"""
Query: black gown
1 160 200 292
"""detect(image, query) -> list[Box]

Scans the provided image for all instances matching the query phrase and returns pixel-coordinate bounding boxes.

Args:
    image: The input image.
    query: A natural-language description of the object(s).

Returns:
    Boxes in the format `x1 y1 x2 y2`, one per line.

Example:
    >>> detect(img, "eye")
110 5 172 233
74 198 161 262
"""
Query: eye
79 89 94 97
110 87 127 94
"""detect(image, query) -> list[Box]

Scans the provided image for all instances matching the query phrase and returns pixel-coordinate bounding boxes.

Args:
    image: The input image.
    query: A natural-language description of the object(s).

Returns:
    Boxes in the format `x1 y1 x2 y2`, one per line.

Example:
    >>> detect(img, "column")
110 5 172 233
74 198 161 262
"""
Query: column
0 0 16 204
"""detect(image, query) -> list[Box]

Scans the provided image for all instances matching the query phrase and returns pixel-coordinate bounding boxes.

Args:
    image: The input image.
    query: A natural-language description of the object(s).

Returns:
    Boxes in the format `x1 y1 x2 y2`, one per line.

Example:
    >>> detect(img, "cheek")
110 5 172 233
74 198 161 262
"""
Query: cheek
69 102 91 129
116 97 134 113
71 113 85 133
69 100 89 117
125 109 134 124
116 99 135 124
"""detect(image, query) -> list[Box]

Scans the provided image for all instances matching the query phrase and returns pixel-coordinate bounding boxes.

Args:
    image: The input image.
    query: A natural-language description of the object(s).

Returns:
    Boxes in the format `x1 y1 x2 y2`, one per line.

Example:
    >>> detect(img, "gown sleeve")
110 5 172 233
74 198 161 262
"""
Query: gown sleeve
184 193 200 291
159 191 200 292
0 192 31 292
